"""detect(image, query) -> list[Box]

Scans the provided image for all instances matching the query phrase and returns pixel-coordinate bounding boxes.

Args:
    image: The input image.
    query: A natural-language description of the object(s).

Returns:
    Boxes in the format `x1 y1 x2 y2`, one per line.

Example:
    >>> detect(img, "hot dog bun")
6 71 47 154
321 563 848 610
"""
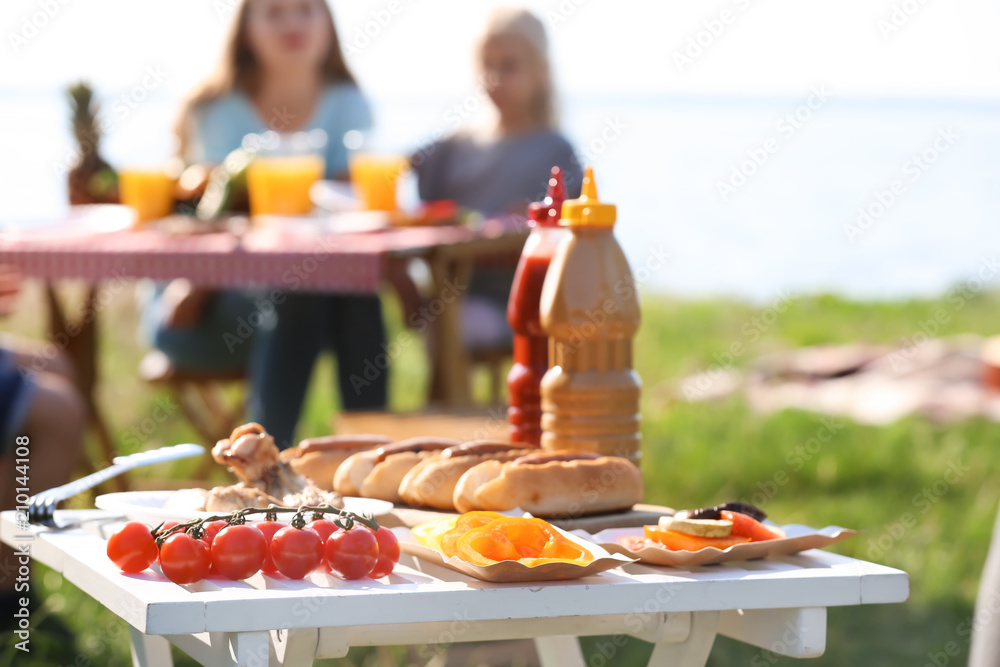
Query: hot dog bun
281 434 391 491
398 441 536 510
471 451 643 518
335 437 459 501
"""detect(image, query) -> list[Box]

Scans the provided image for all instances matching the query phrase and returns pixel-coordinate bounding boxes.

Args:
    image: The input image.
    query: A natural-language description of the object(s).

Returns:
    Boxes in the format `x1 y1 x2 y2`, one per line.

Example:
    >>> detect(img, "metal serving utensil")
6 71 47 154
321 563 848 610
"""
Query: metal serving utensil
25 443 204 529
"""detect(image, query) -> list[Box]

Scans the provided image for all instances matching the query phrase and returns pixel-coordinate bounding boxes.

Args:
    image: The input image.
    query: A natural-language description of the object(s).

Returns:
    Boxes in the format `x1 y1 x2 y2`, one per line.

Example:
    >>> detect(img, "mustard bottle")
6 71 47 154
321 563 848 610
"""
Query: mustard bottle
538 166 642 464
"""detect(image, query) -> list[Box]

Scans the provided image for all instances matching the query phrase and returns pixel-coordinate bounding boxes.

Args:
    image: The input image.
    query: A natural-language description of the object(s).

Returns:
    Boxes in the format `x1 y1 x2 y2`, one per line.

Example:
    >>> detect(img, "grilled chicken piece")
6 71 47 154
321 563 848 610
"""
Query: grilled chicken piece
204 485 282 512
211 423 343 509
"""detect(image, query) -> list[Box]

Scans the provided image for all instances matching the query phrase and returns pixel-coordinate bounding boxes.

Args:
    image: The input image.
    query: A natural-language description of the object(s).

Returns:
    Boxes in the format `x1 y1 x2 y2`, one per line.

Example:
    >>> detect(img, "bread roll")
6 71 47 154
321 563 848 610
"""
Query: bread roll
453 460 505 513
360 450 435 502
473 451 643 518
335 436 458 500
333 450 378 497
398 441 536 510
281 434 391 491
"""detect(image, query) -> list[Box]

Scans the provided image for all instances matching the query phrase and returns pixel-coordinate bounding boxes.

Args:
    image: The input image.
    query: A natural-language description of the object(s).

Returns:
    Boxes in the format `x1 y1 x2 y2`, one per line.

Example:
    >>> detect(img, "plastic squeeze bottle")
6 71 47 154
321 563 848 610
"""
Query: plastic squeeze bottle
506 167 568 445
538 166 642 464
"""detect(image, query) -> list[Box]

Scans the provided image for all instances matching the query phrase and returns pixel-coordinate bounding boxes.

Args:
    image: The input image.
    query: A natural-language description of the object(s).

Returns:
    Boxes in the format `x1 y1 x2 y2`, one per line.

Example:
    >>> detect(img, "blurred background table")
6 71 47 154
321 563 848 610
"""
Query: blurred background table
0 212 528 484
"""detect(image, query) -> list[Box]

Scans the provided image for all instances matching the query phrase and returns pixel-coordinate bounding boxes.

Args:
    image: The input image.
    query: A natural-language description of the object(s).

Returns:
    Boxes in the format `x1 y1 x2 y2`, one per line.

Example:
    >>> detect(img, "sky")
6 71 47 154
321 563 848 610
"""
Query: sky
2 0 999 100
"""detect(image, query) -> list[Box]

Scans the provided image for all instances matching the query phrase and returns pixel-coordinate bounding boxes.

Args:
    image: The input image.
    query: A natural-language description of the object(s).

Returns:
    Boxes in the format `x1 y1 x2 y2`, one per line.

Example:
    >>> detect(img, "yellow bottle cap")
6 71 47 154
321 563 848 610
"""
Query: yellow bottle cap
560 166 617 227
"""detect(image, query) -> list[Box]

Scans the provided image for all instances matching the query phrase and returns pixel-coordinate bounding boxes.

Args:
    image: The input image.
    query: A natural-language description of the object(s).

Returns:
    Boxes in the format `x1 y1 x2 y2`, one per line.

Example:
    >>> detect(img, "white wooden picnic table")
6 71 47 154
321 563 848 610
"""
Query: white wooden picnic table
1 510 908 666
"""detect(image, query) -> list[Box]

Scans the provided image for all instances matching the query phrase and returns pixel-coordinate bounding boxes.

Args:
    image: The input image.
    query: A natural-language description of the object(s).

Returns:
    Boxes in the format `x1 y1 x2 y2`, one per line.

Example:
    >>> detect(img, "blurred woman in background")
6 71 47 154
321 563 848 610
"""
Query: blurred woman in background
144 0 386 447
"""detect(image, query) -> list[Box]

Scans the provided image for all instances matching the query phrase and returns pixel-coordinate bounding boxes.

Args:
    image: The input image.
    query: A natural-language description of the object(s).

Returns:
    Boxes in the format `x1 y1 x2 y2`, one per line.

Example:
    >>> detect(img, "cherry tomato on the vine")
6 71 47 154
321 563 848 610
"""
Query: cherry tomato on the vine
159 533 211 584
325 527 379 580
256 521 283 575
154 521 179 565
270 526 323 579
307 519 339 572
368 526 400 579
212 524 266 580
107 521 158 574
199 520 228 575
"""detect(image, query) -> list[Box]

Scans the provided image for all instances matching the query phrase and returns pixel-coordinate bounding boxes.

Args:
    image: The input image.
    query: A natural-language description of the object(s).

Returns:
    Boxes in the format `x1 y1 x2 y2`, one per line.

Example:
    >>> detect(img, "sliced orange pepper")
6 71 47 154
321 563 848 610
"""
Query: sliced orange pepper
438 511 507 557
643 525 751 551
456 527 521 565
412 516 458 552
455 517 593 566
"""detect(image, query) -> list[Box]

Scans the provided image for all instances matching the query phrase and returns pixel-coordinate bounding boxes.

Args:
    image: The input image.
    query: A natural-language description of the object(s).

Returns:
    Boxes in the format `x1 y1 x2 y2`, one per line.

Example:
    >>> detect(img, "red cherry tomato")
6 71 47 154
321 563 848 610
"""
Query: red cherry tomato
325 527 379 580
154 521 179 565
212 524 267 580
159 533 211 584
368 526 400 579
200 520 227 545
199 520 229 575
307 519 339 572
107 521 158 574
270 527 323 579
256 521 283 575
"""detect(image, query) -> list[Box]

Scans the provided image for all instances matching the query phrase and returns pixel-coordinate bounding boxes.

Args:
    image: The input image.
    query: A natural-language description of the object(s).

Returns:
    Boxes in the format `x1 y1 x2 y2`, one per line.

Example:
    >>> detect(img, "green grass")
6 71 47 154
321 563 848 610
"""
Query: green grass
3 282 999 666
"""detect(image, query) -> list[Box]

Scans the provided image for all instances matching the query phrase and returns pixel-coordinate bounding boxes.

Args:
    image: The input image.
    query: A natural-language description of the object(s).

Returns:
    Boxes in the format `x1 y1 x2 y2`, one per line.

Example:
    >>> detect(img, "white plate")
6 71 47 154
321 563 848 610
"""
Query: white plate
95 490 392 526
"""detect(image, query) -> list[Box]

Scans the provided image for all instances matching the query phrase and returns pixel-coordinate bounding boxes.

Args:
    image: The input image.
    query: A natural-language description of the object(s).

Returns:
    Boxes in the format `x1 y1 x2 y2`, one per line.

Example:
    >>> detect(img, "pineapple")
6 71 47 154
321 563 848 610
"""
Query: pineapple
67 82 118 205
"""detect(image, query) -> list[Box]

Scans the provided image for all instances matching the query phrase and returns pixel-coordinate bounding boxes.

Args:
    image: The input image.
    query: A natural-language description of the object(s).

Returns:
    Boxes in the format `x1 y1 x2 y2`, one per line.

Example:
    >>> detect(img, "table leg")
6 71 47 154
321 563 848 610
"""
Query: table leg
425 251 471 407
129 626 174 667
44 283 126 490
534 635 586 667
647 610 719 667
272 627 319 666
231 631 274 666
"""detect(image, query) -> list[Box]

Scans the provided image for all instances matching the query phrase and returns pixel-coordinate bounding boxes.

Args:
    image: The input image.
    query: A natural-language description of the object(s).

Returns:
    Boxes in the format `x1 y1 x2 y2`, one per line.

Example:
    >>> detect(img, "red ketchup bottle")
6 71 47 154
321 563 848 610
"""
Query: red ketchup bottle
506 167 567 445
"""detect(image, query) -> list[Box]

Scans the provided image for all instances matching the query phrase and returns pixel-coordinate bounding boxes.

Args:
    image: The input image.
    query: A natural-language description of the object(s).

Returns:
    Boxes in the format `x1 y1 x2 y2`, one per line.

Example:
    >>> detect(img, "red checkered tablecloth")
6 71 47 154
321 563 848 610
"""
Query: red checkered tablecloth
0 221 514 293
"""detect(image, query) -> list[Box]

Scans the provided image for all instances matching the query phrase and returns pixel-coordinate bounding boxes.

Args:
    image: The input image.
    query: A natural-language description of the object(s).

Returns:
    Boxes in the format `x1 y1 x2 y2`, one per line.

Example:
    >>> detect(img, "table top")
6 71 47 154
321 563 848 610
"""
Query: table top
0 211 528 293
1 510 908 637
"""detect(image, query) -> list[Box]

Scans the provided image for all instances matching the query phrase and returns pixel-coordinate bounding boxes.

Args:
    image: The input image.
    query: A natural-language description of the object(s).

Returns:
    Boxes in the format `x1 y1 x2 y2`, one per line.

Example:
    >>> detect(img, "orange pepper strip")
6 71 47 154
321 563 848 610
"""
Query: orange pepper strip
454 517 594 566
643 525 751 551
439 512 507 558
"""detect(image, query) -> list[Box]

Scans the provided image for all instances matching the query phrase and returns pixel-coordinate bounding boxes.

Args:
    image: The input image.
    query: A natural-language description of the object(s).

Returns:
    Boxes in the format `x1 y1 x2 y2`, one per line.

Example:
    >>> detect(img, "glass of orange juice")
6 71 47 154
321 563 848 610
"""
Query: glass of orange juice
119 168 177 226
349 153 408 211
245 130 327 218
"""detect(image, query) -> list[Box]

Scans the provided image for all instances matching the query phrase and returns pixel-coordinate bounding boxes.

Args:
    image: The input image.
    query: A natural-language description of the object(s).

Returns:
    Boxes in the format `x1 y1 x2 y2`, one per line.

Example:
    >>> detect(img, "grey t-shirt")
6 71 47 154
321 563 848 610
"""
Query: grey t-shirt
412 128 583 217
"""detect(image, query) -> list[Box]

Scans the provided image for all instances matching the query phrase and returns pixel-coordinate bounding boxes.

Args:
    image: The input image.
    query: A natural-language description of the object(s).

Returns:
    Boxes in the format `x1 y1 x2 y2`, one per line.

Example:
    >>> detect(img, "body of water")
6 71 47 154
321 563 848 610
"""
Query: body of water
2 89 998 302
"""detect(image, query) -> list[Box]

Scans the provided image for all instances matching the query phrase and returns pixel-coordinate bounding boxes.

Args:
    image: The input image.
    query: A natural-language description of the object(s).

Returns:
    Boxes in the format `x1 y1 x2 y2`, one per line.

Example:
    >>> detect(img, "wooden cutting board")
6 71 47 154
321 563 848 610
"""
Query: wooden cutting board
381 503 675 533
